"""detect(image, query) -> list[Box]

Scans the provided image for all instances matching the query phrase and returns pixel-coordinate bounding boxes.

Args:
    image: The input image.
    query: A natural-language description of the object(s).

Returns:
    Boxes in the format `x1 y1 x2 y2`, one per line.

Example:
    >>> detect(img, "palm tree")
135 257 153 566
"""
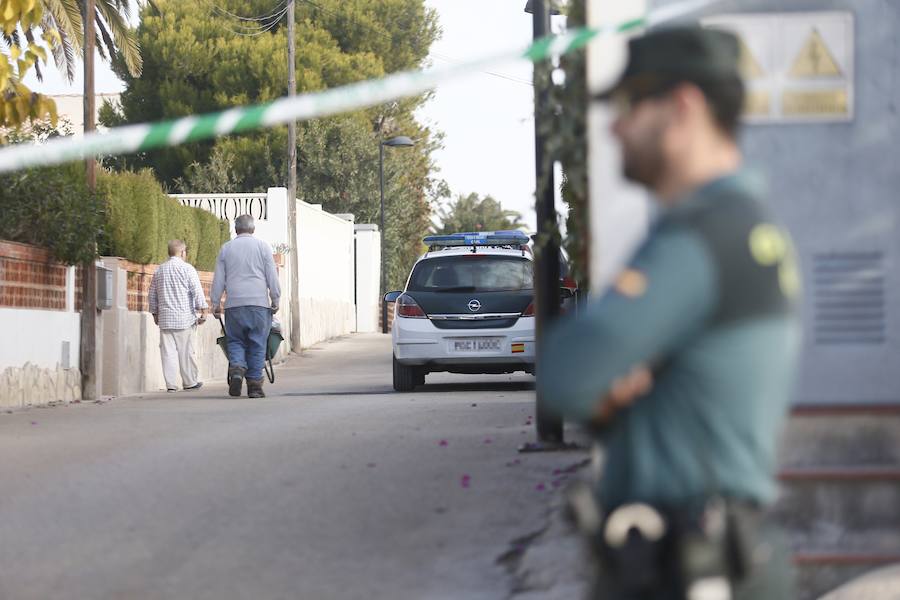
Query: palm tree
39 0 143 81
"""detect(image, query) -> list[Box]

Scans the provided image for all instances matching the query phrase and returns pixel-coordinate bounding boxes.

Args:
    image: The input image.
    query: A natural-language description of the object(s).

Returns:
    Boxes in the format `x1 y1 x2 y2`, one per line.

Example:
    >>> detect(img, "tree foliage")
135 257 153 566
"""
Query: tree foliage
0 163 104 265
0 0 59 135
104 0 446 288
435 193 526 235
39 0 144 83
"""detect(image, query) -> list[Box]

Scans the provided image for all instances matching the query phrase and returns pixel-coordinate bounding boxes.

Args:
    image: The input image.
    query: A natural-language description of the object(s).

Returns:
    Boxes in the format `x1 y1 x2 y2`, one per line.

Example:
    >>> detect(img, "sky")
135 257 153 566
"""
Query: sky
419 0 540 230
23 1 551 229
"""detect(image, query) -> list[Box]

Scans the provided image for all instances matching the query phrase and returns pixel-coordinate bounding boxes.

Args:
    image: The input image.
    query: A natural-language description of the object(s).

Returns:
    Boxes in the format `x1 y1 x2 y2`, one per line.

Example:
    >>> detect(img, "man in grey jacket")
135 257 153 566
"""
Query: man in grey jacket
211 214 281 398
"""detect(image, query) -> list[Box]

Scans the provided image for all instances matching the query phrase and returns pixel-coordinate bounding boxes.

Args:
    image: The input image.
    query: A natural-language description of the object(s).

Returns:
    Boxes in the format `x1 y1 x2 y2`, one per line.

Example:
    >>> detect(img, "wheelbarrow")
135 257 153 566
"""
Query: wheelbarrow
215 314 284 384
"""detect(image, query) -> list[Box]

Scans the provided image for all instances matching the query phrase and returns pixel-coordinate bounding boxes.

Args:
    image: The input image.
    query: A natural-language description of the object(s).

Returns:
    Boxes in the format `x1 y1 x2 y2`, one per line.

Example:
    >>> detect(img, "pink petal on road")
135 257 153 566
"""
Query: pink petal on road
30 421 37 425
460 474 471 488
535 483 546 491
439 440 448 447
483 438 492 444
367 463 376 468
552 469 562 476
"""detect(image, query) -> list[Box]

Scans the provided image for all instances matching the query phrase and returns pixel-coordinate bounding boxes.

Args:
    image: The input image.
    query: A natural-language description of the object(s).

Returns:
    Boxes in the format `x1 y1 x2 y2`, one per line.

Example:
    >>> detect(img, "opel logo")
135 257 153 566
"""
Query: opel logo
467 299 482 312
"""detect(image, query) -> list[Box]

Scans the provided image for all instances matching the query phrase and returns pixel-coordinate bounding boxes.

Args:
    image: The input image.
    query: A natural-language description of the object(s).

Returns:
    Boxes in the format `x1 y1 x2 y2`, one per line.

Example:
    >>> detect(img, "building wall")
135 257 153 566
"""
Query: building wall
48 93 120 136
634 1 900 405
295 201 356 347
98 257 235 395
0 241 81 408
354 225 382 333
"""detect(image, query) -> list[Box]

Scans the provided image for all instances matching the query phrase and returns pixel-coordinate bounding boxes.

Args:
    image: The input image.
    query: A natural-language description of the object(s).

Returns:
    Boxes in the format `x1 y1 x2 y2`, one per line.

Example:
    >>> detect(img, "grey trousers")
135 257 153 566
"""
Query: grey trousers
159 326 200 390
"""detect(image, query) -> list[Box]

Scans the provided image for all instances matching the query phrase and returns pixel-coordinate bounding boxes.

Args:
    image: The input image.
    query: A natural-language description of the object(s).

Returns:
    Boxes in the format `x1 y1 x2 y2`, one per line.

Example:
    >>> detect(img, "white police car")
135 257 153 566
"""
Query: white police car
385 231 536 391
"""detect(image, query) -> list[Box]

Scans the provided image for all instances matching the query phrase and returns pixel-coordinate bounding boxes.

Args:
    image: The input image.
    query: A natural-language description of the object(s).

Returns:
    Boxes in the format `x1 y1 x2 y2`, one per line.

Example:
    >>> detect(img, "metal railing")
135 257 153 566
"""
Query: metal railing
170 193 269 222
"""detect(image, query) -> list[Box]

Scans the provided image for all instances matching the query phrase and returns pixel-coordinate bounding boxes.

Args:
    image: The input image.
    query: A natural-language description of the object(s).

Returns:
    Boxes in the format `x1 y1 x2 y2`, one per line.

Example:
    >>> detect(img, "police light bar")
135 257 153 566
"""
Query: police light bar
423 230 530 248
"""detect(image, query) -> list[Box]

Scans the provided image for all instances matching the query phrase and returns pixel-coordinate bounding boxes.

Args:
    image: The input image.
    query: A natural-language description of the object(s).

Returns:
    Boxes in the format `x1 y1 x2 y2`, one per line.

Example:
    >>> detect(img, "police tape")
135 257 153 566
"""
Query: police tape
0 0 718 174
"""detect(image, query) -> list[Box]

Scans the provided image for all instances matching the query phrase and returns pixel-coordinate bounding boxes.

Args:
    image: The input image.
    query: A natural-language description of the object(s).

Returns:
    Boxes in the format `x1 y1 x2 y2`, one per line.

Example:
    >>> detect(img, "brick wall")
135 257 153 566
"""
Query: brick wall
378 301 395 333
0 240 70 310
120 259 215 313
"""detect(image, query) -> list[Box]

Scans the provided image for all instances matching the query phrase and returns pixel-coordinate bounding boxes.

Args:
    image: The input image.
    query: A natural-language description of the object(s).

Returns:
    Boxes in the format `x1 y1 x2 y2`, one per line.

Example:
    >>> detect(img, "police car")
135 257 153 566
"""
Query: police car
385 231 536 391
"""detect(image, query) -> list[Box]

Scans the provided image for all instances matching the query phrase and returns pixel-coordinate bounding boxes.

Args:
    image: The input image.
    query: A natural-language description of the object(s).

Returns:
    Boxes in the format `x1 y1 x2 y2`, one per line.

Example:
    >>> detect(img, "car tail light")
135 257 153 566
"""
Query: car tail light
561 276 578 292
521 301 535 317
397 294 426 318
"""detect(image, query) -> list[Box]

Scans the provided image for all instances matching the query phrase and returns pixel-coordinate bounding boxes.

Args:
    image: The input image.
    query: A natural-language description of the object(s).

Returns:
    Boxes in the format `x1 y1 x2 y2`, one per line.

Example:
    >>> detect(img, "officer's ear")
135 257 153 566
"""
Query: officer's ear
669 82 713 130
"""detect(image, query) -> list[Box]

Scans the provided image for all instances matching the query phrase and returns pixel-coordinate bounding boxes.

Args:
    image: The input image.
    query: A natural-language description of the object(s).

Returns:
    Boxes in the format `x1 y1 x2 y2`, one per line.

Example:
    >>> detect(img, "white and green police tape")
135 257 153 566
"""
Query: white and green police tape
0 0 718 174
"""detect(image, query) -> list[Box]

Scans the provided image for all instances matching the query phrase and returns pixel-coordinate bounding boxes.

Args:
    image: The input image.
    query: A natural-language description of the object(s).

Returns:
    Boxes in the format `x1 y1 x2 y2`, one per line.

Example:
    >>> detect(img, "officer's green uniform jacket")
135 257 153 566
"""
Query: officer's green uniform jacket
539 172 801 511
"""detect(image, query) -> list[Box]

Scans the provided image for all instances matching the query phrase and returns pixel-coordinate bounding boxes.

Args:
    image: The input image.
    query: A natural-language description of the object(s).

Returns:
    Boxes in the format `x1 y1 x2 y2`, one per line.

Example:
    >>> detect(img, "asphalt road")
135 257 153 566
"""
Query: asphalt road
0 334 586 600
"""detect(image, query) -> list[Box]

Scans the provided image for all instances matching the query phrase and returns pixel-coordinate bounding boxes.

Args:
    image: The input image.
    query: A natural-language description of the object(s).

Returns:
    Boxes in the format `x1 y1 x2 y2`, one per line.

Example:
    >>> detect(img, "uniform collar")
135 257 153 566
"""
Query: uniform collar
663 169 764 218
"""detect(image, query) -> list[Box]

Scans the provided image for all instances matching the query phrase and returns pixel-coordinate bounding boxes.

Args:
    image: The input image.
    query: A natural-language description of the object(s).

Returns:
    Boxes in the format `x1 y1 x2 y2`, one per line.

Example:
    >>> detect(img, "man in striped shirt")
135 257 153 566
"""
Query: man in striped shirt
148 239 209 392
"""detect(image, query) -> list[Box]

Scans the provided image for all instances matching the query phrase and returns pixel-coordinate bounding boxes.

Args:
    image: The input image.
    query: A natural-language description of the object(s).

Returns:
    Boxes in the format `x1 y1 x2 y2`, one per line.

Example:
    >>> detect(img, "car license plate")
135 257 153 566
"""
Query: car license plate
452 338 502 352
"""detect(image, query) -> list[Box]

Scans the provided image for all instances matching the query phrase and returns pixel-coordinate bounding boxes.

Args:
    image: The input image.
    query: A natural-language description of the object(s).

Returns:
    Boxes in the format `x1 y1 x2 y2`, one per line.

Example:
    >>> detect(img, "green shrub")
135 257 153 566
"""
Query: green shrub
0 166 226 270
99 169 164 264
0 164 104 265
100 169 227 271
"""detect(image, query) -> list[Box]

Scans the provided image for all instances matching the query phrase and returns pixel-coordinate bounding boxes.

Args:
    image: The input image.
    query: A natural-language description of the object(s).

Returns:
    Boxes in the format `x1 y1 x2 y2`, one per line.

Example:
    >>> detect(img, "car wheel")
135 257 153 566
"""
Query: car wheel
393 355 419 392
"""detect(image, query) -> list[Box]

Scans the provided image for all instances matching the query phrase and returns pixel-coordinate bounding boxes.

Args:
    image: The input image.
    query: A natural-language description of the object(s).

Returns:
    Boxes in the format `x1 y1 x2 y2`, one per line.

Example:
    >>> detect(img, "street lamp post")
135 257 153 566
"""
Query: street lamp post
379 136 415 334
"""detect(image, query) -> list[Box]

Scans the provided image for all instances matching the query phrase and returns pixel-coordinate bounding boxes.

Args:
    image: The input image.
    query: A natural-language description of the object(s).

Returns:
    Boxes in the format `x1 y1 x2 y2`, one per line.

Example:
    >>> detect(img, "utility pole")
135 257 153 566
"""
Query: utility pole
80 0 98 401
523 0 565 450
286 0 301 352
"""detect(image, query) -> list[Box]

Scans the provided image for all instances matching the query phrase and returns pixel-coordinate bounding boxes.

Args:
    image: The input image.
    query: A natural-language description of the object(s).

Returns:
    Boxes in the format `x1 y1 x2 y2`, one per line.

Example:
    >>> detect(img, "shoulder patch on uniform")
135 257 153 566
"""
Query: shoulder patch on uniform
614 269 648 298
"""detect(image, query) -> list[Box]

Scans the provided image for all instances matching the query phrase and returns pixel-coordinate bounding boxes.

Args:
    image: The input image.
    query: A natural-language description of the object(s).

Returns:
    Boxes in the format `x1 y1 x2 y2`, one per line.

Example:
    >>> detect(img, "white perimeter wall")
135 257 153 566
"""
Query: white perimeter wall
295 200 355 347
0 266 82 408
354 225 381 333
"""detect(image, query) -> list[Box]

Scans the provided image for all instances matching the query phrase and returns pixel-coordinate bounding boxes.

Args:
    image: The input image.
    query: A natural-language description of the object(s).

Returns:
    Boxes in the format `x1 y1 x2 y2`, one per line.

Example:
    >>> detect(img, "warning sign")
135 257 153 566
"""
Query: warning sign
782 89 848 116
738 37 764 80
789 29 843 78
703 11 853 122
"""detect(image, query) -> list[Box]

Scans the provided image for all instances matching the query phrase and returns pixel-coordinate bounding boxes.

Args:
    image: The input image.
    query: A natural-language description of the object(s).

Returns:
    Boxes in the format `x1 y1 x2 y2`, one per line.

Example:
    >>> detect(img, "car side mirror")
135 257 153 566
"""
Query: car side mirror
383 291 403 303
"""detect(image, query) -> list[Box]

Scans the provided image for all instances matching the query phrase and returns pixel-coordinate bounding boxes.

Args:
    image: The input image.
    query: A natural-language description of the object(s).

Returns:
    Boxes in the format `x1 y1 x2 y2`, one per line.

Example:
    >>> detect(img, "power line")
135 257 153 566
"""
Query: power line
202 1 290 37
206 0 290 22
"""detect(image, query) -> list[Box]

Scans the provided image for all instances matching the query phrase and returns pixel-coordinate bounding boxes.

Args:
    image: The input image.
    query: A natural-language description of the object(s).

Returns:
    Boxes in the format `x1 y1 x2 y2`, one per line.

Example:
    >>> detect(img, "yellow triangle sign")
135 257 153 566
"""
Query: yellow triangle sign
790 28 842 78
738 37 764 79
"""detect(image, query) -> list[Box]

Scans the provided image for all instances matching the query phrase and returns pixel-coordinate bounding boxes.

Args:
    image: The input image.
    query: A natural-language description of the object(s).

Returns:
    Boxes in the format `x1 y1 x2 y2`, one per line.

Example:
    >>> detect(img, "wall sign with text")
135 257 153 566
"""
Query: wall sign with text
703 11 854 123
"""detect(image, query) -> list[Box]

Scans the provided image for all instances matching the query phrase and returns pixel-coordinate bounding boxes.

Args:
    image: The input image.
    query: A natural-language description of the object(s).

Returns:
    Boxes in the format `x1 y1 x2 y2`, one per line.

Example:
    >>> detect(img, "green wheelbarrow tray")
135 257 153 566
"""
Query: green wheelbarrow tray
215 315 284 384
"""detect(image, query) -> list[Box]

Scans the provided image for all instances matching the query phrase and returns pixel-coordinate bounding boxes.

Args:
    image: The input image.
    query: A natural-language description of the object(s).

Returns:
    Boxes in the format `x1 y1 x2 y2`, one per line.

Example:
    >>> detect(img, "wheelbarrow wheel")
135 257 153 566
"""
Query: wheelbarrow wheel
265 357 275 383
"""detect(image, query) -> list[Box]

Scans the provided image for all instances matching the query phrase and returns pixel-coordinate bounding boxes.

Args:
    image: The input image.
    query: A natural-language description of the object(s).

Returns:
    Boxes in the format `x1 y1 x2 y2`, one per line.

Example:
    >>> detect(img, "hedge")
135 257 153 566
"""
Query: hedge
98 169 230 271
1 166 229 270
0 164 105 265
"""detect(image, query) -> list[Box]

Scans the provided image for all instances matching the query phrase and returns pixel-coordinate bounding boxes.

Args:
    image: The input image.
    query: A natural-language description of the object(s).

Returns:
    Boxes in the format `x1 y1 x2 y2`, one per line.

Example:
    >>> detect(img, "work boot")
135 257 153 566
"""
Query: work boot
246 377 265 399
228 366 246 397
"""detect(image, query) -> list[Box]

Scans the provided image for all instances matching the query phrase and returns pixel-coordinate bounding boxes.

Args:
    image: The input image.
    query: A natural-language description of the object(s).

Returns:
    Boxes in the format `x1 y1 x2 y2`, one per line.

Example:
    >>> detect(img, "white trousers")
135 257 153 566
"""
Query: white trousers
159 327 199 390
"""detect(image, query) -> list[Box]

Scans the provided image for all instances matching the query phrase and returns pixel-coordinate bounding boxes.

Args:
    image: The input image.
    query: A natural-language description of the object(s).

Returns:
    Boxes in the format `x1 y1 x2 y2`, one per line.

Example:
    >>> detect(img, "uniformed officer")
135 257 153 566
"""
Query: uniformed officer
538 27 800 599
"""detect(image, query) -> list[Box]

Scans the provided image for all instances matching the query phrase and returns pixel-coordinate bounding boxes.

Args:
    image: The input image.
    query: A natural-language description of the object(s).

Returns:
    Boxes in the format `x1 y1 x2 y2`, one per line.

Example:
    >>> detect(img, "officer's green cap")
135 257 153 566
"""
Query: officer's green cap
596 26 741 100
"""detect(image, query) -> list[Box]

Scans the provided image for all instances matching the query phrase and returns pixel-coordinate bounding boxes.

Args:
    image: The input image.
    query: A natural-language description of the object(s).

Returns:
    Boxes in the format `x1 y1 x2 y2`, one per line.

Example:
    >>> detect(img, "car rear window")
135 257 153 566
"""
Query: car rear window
407 255 533 292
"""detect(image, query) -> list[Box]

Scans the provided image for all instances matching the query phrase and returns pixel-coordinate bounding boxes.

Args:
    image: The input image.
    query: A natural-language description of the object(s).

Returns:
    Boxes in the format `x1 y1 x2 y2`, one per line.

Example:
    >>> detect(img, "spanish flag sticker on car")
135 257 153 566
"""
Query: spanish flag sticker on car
511 343 525 354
